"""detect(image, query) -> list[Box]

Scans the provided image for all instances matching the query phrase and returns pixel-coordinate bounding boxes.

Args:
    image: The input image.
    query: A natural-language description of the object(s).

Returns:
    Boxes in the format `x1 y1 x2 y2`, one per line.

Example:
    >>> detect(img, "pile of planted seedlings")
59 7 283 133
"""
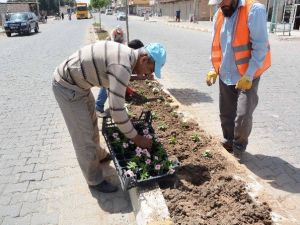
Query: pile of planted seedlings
102 113 178 189
125 80 273 225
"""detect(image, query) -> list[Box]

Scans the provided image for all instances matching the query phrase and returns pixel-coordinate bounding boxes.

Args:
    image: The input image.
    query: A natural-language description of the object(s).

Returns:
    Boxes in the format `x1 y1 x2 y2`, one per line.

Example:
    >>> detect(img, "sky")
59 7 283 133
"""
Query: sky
76 0 90 3
0 0 90 3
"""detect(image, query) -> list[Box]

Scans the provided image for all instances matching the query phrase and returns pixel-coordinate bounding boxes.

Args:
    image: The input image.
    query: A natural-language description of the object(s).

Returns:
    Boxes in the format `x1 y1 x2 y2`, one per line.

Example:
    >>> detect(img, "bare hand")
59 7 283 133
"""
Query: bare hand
131 134 152 149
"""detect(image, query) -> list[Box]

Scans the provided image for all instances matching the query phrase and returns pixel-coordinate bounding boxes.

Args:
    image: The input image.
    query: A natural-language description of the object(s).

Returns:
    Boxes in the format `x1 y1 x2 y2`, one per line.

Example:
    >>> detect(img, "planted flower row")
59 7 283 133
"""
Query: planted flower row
107 123 176 181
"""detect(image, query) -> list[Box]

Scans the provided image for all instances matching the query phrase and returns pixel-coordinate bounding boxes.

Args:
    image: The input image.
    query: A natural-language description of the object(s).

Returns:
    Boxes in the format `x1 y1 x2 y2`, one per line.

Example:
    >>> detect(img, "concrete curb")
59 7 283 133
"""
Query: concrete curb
129 185 174 225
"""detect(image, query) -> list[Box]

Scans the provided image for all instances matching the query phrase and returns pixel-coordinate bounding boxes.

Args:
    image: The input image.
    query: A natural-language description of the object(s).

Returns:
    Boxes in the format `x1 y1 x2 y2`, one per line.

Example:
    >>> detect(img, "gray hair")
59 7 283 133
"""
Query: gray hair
137 47 150 57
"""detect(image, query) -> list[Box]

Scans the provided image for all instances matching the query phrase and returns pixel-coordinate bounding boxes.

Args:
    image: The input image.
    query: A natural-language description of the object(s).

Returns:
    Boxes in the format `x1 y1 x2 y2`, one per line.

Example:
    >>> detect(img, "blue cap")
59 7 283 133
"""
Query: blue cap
145 43 166 78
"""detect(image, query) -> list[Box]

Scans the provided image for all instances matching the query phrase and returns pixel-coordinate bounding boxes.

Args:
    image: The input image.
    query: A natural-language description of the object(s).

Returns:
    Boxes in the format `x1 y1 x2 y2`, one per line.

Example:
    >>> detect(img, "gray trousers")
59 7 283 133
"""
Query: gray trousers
219 77 260 151
52 79 107 186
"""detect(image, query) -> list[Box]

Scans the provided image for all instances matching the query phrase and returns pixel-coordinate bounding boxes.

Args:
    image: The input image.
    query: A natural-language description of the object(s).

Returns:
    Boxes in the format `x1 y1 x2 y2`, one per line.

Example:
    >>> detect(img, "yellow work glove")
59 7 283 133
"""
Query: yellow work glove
206 70 218 86
235 76 252 90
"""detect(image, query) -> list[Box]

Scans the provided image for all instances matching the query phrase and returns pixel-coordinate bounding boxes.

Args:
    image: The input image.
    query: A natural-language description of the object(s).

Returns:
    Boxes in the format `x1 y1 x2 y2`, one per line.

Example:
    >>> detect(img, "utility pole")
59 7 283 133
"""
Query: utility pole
58 0 61 14
270 0 278 32
36 0 40 17
125 0 129 43
193 0 197 22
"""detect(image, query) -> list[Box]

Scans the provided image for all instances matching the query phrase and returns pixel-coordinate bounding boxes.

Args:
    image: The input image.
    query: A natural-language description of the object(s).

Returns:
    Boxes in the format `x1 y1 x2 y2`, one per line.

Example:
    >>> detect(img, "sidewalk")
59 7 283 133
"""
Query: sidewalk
137 15 300 40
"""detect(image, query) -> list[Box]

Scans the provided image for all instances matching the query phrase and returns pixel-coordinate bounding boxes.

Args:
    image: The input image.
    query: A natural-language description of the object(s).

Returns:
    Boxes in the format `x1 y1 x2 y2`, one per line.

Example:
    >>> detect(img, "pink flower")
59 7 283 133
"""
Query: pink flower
155 164 161 170
155 138 160 143
146 159 151 165
135 147 142 154
123 143 129 148
144 134 153 139
125 170 134 177
129 140 134 145
142 149 151 158
136 152 142 157
143 128 149 135
112 133 119 138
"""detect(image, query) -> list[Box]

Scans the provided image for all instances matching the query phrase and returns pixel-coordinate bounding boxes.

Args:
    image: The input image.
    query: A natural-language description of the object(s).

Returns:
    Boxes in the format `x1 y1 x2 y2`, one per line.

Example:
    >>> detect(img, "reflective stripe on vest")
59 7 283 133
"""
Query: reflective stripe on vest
211 0 271 77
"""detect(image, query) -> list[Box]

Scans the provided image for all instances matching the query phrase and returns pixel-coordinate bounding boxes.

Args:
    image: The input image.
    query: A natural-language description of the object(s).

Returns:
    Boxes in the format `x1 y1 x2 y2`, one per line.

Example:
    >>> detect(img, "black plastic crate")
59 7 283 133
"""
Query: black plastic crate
102 110 179 190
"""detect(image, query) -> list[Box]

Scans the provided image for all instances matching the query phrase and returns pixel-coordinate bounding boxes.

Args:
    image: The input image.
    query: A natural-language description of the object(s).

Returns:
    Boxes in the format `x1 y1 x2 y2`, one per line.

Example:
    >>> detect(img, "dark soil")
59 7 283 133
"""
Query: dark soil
127 80 273 225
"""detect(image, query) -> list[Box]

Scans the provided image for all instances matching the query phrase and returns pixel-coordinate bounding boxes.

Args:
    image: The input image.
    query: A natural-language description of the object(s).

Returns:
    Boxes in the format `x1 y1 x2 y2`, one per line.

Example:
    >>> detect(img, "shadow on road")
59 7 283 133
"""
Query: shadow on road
88 163 133 214
240 152 300 193
167 88 214 105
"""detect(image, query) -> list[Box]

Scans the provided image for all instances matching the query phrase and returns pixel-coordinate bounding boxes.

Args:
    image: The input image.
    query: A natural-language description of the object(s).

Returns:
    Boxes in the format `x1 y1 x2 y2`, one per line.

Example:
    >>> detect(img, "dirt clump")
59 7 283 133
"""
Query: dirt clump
127 80 273 225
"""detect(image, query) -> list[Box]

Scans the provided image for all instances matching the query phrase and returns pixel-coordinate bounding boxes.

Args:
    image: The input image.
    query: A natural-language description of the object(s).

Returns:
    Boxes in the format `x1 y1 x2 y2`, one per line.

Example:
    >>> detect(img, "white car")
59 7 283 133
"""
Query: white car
116 12 126 20
105 9 113 15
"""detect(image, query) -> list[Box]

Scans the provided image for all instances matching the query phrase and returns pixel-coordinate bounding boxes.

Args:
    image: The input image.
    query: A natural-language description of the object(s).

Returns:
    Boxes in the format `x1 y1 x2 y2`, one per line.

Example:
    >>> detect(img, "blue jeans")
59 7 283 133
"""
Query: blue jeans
95 87 108 112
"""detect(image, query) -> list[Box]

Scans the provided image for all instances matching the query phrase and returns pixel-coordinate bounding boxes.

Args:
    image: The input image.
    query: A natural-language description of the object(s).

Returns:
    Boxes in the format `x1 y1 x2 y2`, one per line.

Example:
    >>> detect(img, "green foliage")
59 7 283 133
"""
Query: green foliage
158 122 168 131
140 171 149 180
202 150 212 158
171 111 178 118
181 122 189 129
90 0 109 10
191 133 200 142
90 0 109 30
151 112 158 120
127 161 137 171
168 136 177 145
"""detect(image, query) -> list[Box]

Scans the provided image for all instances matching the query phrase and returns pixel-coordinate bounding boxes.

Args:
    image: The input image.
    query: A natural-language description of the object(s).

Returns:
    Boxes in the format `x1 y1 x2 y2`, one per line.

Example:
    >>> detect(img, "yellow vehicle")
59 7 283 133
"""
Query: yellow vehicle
76 3 89 19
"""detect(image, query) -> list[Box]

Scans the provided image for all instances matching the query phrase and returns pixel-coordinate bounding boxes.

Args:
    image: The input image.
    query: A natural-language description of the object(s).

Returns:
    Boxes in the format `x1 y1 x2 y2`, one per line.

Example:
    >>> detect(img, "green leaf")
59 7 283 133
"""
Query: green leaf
202 150 212 158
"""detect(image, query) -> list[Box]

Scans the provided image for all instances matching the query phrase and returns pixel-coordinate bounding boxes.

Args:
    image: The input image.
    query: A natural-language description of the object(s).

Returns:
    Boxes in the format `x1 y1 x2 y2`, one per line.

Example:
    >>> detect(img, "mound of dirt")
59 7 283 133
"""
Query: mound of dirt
127 80 272 225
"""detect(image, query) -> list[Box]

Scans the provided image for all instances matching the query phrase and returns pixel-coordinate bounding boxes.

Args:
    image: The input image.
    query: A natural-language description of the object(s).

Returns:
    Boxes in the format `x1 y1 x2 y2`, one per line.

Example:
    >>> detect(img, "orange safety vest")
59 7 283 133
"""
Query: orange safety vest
211 0 271 78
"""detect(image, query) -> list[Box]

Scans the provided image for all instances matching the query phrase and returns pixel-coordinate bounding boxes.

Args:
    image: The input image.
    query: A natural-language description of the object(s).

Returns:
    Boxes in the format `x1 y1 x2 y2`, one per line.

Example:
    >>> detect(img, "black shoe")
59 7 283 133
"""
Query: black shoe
232 144 245 159
89 180 118 193
99 153 112 163
221 140 233 153
233 148 243 159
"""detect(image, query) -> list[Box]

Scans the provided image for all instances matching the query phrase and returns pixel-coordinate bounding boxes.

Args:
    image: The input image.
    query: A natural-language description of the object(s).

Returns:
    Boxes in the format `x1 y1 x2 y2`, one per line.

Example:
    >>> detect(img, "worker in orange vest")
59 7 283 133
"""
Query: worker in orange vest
206 0 271 158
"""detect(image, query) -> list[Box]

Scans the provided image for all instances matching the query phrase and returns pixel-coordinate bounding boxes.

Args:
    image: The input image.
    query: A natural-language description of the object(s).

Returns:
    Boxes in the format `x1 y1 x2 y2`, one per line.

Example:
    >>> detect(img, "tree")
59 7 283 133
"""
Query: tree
90 0 109 31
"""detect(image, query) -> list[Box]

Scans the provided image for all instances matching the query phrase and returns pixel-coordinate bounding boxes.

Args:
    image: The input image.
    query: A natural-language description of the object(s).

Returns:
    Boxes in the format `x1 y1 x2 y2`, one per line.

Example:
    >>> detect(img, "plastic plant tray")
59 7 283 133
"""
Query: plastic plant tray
102 110 179 190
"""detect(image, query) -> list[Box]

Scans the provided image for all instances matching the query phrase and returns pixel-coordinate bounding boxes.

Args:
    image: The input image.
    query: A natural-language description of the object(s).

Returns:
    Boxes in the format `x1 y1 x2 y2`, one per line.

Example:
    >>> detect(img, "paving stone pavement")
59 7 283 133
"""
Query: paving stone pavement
0 19 135 224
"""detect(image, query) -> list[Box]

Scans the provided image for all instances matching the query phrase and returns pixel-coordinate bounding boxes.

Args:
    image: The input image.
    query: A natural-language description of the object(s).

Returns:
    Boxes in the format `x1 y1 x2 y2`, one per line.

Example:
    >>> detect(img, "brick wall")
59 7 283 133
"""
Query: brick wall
0 3 33 26
0 3 8 26
7 3 30 13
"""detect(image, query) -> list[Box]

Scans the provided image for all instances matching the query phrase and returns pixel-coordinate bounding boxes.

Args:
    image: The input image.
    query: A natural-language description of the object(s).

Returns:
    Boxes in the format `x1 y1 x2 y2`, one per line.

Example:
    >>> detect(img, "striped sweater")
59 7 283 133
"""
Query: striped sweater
54 41 139 139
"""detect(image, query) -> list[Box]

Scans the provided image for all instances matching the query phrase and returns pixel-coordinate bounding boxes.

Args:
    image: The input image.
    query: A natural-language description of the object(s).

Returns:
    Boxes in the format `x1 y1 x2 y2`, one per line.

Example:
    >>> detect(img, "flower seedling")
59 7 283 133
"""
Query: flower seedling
106 119 177 185
181 122 190 129
152 87 159 94
127 161 138 171
171 111 178 118
158 122 168 131
140 171 149 180
168 136 177 145
191 133 201 142
202 150 212 158
166 98 173 103
152 112 159 120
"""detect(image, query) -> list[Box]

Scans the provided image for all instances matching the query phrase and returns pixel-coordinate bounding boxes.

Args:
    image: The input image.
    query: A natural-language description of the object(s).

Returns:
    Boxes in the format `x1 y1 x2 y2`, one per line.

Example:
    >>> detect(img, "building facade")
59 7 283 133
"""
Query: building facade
0 1 37 26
